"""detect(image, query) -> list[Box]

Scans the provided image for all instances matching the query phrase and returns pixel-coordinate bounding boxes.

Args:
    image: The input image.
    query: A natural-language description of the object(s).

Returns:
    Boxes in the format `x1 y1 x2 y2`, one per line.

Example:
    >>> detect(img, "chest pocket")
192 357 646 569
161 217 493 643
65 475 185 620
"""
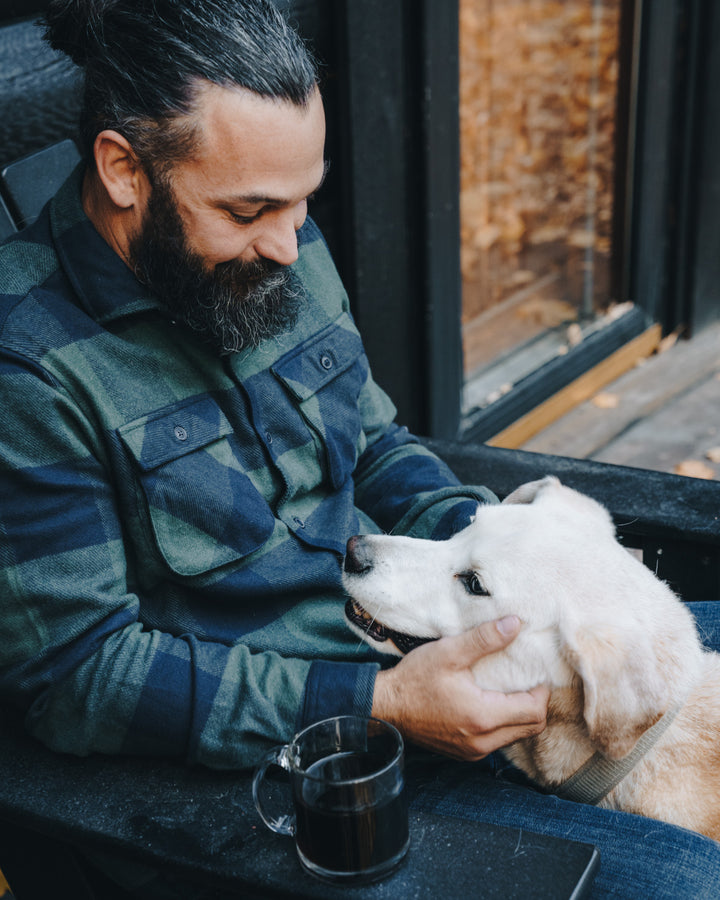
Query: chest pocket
118 396 275 576
272 316 368 491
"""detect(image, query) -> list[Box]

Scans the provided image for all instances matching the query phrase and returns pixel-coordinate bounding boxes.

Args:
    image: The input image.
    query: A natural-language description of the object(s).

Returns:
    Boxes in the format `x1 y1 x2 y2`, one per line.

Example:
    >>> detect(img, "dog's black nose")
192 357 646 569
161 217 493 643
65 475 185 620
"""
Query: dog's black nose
344 535 374 574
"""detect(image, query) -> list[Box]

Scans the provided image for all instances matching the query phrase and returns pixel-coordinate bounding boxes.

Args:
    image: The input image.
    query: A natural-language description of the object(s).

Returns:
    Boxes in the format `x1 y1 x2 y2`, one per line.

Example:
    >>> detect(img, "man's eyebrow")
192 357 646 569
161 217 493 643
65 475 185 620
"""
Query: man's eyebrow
222 160 330 208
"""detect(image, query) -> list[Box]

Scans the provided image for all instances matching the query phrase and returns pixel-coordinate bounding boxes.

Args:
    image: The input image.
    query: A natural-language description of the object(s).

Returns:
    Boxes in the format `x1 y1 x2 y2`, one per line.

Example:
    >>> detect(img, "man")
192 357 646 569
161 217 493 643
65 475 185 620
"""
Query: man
0 1 718 896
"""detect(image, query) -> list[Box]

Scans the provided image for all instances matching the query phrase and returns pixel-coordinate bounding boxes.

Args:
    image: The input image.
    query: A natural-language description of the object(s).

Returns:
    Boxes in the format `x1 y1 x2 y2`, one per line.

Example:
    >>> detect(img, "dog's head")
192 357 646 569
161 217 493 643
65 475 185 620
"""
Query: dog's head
343 477 701 759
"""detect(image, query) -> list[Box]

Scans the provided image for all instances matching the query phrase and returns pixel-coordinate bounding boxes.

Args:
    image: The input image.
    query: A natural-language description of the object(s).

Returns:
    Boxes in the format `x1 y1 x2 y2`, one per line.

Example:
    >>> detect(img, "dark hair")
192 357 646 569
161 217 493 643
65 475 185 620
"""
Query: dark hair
43 0 319 175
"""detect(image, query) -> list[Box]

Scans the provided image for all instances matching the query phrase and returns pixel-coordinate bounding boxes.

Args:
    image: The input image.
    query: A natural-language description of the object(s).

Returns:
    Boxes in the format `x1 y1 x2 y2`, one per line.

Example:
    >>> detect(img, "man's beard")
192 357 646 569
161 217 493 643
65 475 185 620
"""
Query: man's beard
128 179 305 354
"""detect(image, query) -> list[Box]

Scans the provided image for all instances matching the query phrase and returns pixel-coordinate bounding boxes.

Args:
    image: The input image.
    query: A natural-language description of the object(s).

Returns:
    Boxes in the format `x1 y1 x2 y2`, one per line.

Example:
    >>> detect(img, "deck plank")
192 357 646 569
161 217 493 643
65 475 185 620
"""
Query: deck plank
520 322 720 476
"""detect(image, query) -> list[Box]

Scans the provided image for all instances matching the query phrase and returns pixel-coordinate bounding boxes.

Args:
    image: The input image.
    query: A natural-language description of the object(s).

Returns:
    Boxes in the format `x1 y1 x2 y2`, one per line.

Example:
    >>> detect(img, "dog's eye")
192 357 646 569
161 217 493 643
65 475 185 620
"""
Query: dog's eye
462 572 489 596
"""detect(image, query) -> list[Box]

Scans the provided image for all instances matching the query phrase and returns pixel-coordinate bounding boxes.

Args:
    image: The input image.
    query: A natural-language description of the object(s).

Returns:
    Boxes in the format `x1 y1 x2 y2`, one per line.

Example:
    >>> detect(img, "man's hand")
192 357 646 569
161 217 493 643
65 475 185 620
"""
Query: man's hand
371 616 549 760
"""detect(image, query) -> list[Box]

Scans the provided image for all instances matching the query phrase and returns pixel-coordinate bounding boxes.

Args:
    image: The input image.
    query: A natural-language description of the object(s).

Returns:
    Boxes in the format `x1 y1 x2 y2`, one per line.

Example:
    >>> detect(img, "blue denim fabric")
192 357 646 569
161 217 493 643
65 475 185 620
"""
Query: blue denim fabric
87 602 720 898
407 601 720 898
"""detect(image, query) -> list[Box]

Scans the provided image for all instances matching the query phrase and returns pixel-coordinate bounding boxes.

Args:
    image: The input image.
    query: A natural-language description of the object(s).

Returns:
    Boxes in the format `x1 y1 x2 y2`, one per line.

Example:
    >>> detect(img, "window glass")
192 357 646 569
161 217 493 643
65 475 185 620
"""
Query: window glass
460 0 624 411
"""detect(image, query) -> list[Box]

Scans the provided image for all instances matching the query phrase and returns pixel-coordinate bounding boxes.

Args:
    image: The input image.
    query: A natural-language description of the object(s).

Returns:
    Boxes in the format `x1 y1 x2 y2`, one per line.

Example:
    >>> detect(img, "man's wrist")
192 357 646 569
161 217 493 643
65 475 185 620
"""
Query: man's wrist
371 668 398 724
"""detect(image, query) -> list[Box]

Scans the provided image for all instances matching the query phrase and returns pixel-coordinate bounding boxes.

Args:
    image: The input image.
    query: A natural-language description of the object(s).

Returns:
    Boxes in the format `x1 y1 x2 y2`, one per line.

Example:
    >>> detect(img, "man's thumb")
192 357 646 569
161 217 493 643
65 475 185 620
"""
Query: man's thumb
454 615 522 662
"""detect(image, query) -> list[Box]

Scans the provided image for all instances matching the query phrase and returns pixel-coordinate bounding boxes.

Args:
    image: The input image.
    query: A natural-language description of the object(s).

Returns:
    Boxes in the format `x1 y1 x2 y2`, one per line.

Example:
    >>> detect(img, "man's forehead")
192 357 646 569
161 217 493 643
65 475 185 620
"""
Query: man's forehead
194 80 324 142
178 82 326 198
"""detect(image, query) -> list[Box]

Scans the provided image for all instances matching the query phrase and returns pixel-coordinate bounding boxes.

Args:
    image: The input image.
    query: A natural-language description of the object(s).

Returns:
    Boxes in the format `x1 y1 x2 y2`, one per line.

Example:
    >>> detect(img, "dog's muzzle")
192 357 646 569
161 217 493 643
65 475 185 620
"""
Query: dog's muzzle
344 598 437 655
343 535 438 654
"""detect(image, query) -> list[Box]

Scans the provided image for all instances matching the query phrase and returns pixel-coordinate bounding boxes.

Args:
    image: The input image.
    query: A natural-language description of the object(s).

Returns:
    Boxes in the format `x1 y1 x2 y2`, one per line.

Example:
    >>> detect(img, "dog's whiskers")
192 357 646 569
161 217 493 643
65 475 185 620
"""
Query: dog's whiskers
616 517 640 528
355 600 388 653
351 602 390 654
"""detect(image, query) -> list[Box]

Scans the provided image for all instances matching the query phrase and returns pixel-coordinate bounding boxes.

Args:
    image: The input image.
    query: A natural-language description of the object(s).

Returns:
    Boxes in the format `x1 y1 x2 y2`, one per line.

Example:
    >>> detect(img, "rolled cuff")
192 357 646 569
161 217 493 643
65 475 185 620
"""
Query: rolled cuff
296 659 380 732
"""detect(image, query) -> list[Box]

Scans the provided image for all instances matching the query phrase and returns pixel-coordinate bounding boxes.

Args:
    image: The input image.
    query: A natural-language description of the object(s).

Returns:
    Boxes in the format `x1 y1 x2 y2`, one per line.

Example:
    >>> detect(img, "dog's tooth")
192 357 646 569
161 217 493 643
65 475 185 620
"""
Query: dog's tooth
352 600 371 622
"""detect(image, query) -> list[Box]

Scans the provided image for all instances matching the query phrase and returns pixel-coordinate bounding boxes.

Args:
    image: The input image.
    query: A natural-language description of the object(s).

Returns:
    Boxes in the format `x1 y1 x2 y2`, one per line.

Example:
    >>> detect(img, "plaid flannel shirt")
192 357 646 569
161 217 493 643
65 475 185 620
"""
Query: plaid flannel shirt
0 166 494 768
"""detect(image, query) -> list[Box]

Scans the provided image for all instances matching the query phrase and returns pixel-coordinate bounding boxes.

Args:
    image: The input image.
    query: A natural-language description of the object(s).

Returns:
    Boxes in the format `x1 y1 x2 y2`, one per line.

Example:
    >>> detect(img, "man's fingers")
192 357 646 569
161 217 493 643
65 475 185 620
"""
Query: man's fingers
458 685 550 760
374 621 548 763
476 684 550 731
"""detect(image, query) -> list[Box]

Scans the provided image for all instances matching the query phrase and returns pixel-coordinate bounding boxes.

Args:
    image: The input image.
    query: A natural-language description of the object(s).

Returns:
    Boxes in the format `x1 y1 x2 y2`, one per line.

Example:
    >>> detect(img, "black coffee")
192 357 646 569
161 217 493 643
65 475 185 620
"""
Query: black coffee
294 751 408 874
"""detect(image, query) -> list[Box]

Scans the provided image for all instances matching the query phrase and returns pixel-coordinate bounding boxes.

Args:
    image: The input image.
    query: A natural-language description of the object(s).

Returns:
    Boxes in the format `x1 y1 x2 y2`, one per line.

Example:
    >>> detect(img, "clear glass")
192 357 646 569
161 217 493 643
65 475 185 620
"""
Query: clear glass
253 716 409 884
460 0 626 407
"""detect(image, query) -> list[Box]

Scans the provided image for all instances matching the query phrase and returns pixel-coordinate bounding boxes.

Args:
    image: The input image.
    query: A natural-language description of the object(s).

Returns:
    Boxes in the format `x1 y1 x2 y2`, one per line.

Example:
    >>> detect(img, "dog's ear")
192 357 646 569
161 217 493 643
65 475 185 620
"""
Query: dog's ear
502 476 560 505
504 477 616 540
561 622 670 759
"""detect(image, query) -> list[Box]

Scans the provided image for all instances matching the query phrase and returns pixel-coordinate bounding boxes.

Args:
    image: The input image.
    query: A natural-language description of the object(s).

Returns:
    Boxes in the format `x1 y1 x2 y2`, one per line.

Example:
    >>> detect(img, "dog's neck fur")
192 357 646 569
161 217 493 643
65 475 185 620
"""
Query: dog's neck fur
501 654 720 841
501 668 691 793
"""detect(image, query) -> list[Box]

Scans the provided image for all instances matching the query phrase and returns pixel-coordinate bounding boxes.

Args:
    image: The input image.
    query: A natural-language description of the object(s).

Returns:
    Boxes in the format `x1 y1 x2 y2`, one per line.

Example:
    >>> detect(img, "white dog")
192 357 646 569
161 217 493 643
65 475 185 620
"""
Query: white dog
343 477 720 841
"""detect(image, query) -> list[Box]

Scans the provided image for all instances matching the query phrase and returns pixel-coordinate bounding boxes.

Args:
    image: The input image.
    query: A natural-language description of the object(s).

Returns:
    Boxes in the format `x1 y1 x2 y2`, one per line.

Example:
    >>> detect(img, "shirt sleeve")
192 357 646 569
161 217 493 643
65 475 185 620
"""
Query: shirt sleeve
0 355 373 769
353 372 497 539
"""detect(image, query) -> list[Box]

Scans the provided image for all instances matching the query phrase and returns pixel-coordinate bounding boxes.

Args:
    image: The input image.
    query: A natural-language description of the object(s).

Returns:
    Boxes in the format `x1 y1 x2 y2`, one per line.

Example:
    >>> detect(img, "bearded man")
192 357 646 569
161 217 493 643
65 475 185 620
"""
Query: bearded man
0 1 718 898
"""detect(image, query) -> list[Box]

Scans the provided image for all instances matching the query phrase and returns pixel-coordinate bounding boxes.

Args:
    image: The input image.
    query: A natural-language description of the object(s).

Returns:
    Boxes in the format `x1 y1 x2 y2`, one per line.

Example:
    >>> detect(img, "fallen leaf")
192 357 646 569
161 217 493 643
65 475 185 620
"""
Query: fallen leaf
528 225 569 245
566 323 583 347
509 269 536 287
568 229 596 249
674 460 716 480
515 298 576 326
657 327 684 355
605 301 635 322
474 224 502 250
592 392 619 409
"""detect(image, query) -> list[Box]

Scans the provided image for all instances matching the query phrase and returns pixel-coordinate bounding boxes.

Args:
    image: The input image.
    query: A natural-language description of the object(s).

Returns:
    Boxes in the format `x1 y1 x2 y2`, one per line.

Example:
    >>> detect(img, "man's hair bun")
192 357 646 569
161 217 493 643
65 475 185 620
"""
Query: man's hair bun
44 0 117 68
40 0 318 171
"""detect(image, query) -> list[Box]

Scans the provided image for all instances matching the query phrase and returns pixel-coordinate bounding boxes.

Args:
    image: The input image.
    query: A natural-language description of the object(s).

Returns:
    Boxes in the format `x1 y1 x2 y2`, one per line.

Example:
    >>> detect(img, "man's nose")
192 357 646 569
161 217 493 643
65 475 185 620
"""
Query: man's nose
254 203 306 266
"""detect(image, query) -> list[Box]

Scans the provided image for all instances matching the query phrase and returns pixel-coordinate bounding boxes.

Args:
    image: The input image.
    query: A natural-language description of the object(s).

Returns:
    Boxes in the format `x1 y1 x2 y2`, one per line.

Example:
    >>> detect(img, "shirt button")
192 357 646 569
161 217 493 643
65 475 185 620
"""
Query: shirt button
174 425 188 441
265 431 273 444
320 354 333 370
293 516 306 529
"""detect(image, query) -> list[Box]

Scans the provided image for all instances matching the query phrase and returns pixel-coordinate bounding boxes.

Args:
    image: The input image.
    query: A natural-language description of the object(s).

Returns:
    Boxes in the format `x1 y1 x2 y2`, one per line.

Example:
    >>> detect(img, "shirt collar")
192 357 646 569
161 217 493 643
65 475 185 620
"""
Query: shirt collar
49 164 163 325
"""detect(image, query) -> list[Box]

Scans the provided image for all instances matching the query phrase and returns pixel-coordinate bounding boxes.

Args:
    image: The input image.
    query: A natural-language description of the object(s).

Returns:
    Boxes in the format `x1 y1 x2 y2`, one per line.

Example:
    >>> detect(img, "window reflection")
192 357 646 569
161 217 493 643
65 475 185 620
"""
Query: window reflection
460 0 624 397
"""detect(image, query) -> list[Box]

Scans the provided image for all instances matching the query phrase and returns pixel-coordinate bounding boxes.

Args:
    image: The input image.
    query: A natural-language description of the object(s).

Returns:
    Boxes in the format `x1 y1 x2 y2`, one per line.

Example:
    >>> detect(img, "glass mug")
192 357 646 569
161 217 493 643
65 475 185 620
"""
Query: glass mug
252 715 410 884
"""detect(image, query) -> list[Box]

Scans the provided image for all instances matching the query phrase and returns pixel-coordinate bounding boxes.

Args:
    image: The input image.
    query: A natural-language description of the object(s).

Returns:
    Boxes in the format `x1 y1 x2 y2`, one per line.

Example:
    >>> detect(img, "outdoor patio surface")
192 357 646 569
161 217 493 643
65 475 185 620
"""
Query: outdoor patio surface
520 321 720 480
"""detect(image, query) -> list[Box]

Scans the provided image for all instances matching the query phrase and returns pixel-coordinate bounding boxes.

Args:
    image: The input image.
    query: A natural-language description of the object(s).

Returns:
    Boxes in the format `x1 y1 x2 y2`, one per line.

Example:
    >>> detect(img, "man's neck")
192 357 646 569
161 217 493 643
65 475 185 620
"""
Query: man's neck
81 169 137 270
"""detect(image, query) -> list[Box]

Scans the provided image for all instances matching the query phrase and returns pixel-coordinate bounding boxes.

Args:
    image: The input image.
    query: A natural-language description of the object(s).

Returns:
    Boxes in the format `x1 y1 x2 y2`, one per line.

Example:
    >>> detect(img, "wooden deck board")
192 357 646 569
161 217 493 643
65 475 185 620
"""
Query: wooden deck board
518 321 720 477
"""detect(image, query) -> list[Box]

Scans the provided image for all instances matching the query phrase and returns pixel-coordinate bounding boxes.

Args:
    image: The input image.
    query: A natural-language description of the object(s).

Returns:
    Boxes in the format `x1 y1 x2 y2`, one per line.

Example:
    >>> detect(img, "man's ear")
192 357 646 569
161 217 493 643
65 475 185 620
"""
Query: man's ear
92 130 147 210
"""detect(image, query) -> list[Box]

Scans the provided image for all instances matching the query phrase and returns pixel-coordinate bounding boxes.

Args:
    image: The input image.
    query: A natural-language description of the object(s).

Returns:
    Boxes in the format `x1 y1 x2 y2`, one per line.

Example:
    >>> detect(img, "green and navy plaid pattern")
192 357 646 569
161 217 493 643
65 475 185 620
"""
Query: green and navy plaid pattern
0 167 494 769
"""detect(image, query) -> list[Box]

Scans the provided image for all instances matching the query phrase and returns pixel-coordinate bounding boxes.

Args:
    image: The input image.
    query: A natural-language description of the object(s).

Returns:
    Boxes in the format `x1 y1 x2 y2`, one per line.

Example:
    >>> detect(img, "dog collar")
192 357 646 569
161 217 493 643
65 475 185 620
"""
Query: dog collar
551 703 683 806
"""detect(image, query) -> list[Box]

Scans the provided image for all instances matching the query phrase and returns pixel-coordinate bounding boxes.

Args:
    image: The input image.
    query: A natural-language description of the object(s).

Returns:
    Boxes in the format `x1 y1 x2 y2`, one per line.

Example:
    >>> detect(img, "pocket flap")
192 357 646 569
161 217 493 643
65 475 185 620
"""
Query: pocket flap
118 397 233 472
272 314 364 401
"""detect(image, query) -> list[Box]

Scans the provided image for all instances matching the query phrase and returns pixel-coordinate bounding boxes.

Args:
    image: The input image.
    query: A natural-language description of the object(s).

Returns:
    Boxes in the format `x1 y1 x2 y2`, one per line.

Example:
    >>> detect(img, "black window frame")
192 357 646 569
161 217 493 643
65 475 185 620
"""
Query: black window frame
300 0 719 441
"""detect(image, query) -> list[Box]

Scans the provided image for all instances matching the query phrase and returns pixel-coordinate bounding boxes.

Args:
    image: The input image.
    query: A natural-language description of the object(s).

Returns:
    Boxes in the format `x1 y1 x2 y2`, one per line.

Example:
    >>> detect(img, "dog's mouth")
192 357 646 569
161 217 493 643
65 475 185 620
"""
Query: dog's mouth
344 599 437 655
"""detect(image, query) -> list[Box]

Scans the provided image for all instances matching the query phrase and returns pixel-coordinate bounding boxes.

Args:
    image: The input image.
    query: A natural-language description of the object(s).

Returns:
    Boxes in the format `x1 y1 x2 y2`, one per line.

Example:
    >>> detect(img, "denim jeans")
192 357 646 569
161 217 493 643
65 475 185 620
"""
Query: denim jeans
93 602 720 898
407 601 720 898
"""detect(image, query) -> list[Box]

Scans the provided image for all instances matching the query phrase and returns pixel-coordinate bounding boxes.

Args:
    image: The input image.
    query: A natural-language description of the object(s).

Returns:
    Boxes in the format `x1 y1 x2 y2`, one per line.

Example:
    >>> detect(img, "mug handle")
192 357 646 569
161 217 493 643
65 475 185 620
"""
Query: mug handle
252 744 295 836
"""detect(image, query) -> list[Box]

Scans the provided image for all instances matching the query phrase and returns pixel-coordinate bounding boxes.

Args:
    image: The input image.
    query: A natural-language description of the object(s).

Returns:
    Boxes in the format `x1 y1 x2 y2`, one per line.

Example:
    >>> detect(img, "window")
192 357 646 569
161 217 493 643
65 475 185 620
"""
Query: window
459 0 638 436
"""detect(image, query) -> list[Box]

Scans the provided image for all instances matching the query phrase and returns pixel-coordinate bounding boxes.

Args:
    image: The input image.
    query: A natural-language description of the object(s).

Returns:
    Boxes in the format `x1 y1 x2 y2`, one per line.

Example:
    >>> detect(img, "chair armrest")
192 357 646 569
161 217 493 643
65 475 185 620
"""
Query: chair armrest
0 708 598 899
